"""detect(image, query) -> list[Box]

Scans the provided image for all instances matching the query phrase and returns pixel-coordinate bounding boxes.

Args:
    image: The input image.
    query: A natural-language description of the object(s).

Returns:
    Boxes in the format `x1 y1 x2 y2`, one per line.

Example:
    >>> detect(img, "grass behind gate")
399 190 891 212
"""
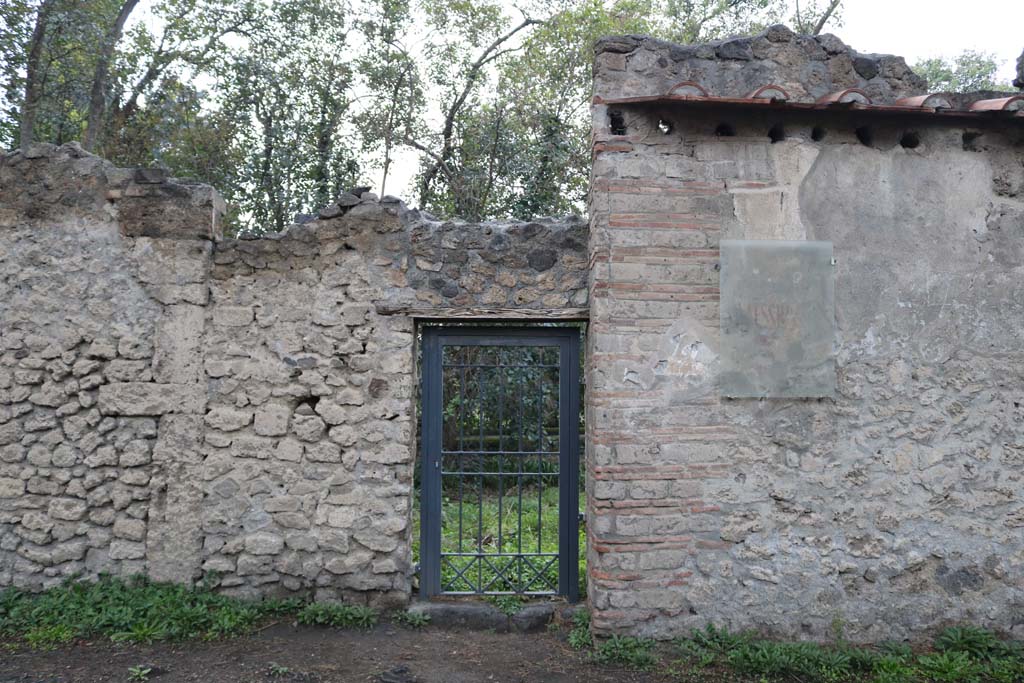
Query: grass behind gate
412 485 587 598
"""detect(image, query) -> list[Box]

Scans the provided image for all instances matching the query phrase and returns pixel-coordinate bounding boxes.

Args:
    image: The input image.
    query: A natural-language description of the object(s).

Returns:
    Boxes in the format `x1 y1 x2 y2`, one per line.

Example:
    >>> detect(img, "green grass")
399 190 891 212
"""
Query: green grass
413 485 586 597
393 610 431 628
127 664 152 681
568 609 593 650
557 616 1024 680
669 623 1024 683
0 576 375 648
295 602 377 629
594 635 658 669
487 594 526 616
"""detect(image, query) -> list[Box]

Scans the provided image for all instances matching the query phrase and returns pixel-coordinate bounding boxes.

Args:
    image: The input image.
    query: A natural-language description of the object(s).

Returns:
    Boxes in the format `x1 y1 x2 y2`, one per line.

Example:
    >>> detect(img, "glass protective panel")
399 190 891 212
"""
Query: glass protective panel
719 239 835 398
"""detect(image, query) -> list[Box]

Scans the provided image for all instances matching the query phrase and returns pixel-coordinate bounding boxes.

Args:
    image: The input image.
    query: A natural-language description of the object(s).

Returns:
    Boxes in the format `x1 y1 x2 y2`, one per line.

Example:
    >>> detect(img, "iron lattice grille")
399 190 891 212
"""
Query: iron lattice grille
420 327 580 600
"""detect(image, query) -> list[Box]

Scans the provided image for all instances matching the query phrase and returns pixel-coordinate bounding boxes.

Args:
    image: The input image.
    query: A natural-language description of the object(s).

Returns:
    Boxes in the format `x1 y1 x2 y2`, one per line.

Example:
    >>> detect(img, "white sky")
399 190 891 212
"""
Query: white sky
837 0 1021 82
380 0 1024 204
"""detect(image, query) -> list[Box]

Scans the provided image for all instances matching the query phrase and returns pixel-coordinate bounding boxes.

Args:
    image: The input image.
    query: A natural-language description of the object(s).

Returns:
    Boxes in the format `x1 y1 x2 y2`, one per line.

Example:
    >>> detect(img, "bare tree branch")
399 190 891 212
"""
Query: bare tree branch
417 17 541 204
812 0 842 36
402 135 456 182
121 15 253 123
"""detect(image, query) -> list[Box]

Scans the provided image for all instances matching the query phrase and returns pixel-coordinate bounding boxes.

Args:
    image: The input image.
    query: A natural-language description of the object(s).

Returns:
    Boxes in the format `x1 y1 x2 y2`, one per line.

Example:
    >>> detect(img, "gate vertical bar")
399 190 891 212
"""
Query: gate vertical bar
559 330 581 602
420 328 442 597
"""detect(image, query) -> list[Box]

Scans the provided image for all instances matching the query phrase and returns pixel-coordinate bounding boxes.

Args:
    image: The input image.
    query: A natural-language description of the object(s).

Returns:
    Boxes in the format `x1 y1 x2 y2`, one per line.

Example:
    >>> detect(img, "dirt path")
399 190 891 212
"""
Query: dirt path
2 623 673 683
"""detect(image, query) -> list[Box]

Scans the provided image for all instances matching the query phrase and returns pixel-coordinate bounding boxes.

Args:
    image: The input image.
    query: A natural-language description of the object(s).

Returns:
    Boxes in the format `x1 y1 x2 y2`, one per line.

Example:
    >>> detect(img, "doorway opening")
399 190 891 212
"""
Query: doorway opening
413 323 585 602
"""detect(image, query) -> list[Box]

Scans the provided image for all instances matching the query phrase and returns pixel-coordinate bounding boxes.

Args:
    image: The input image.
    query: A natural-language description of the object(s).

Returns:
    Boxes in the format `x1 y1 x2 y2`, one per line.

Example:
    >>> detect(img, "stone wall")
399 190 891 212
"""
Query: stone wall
593 24 926 103
0 144 216 589
199 199 586 604
0 142 587 604
587 27 1024 641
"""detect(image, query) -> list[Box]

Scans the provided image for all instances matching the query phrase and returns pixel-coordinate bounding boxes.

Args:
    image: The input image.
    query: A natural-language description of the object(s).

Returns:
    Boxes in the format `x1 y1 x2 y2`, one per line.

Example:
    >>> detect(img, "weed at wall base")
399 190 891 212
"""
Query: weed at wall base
568 609 592 650
675 623 1024 683
393 610 431 628
295 602 378 629
0 576 378 648
592 635 658 670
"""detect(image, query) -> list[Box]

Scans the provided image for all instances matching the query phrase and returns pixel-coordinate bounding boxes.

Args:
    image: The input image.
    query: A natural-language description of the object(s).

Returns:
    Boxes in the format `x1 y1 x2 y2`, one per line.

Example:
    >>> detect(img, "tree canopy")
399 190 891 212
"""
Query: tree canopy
1 0 848 232
912 50 1015 94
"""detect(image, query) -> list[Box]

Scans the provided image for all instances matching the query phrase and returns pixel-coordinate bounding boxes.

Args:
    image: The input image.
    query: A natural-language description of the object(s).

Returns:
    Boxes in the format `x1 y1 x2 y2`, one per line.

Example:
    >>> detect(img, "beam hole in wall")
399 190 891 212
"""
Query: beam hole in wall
715 123 736 137
657 119 673 135
297 395 320 411
855 126 874 147
811 126 826 142
609 109 627 136
768 123 786 143
900 131 921 149
962 131 982 151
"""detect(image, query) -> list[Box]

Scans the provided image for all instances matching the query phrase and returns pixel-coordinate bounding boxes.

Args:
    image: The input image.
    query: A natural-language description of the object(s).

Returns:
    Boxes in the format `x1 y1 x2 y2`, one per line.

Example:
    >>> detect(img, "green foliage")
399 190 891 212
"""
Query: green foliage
408 0 654 220
913 51 1014 93
487 594 525 616
22 623 74 649
672 623 1024 683
871 655 917 683
127 665 152 682
0 576 375 647
592 634 658 669
353 0 422 199
878 641 915 660
989 658 1024 683
568 609 593 650
392 610 431 628
664 0 783 43
687 622 756 654
0 576 268 645
267 662 291 677
916 651 985 683
0 0 34 144
214 0 362 234
295 602 378 629
935 626 1004 661
258 597 308 616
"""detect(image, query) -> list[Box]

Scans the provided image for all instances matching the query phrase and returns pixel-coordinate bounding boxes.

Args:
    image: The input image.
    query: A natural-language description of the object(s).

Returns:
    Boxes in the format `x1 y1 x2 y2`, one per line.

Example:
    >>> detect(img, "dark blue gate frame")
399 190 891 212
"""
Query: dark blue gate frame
419 326 581 603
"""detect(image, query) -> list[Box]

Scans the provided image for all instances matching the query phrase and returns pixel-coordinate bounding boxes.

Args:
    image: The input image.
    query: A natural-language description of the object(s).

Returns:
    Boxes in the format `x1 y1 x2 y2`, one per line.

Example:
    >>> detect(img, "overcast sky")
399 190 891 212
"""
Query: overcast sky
380 0 1023 202
836 0 1021 82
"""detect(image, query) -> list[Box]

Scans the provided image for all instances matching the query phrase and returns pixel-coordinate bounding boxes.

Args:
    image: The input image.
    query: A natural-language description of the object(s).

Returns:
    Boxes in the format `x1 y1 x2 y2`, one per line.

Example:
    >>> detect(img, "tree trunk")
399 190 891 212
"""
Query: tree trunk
379 66 410 197
313 92 343 209
19 0 57 149
258 108 283 234
83 0 140 151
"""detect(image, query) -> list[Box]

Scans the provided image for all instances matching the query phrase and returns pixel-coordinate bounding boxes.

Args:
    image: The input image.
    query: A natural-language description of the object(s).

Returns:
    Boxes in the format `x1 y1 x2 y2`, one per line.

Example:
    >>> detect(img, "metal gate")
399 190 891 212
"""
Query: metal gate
419 326 580 601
